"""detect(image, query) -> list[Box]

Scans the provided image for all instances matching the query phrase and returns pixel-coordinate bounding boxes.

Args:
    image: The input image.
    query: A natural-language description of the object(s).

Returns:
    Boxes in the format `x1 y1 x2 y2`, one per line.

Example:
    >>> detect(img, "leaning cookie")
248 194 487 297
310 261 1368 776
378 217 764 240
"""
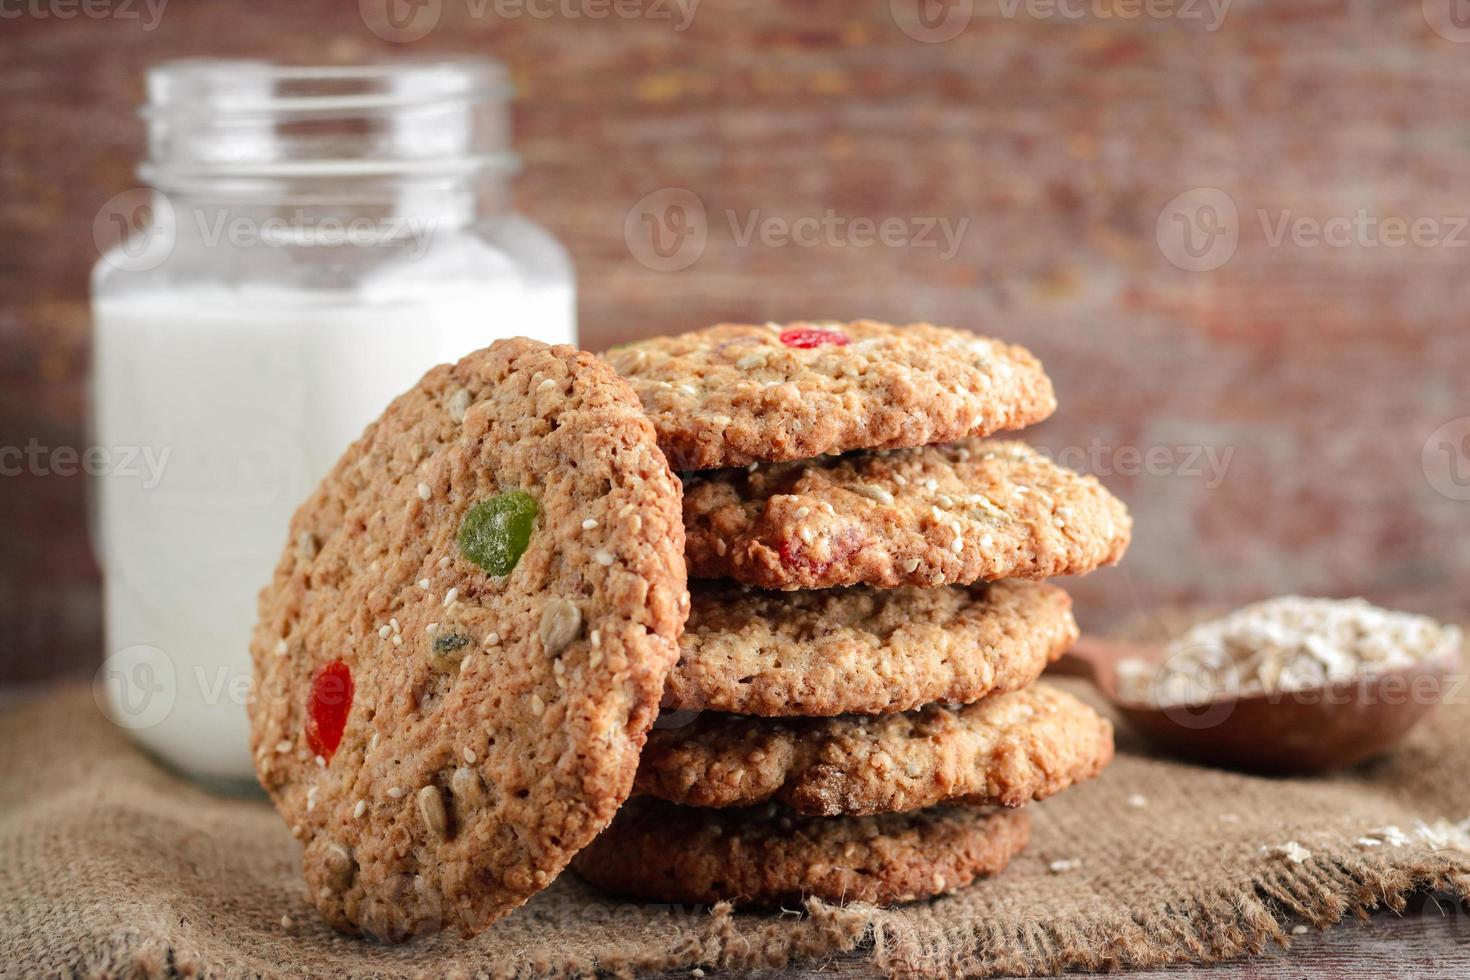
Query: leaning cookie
636 684 1113 816
604 321 1056 471
249 339 688 941
666 580 1077 717
572 799 1030 907
684 439 1131 591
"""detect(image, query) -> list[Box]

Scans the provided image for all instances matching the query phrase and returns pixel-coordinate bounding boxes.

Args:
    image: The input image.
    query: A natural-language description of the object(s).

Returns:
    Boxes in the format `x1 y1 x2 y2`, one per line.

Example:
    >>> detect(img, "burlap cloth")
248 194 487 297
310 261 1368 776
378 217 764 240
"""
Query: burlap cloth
3 667 1469 978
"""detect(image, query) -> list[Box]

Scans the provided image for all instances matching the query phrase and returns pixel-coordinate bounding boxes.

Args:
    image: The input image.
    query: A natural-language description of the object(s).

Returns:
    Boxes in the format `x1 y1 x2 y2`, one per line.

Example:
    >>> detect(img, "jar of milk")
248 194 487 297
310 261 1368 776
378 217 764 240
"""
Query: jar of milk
90 59 574 788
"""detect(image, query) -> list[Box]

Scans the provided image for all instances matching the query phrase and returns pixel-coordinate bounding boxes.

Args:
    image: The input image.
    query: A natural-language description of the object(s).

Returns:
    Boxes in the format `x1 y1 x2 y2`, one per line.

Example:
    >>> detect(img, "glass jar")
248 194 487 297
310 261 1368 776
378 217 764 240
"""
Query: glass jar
90 59 574 788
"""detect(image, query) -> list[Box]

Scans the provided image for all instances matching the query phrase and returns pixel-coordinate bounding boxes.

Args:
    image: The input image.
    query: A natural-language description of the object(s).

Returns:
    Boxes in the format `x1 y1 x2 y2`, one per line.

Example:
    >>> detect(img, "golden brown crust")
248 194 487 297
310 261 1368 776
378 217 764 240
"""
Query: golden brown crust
248 339 688 941
604 321 1056 471
666 580 1078 716
572 799 1030 907
636 684 1114 816
683 439 1131 591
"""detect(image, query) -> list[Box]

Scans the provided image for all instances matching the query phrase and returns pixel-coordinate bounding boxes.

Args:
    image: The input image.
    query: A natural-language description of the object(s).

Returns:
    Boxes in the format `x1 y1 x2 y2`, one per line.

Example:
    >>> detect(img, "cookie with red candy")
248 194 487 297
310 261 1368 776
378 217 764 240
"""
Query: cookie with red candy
682 439 1131 592
248 338 688 942
603 320 1056 471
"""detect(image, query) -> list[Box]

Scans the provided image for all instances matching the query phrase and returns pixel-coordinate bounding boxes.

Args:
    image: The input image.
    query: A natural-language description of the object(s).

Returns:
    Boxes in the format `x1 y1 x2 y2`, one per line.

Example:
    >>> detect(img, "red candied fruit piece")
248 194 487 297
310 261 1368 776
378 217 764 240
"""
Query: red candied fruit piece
777 528 863 579
779 328 850 349
306 659 354 762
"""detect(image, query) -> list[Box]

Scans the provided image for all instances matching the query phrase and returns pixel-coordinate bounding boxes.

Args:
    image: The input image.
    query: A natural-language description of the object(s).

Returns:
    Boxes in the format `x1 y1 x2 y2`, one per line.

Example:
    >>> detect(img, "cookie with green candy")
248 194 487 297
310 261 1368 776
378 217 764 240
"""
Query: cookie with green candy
249 338 689 941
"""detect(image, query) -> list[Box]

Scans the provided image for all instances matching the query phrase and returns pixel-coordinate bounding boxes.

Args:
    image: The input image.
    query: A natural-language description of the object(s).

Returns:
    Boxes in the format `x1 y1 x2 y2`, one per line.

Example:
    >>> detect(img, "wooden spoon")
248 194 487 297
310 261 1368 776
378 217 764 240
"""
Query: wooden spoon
1051 635 1463 774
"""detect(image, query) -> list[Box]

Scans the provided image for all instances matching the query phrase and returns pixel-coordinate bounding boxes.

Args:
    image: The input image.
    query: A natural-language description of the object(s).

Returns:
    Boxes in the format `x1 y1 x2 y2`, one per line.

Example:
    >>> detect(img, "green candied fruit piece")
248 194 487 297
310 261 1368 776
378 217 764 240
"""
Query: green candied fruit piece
458 490 538 575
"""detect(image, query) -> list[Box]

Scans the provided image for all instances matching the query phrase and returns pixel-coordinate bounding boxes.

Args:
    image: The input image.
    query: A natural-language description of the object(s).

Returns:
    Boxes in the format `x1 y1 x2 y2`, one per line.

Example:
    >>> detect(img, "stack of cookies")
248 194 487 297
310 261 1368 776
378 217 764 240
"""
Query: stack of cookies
248 326 1129 943
575 320 1131 906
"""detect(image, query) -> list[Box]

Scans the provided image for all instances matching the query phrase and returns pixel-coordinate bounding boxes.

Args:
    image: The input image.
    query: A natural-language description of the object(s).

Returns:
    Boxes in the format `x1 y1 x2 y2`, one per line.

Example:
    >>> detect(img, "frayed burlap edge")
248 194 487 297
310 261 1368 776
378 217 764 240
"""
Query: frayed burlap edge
870 851 1470 978
39 851 1470 980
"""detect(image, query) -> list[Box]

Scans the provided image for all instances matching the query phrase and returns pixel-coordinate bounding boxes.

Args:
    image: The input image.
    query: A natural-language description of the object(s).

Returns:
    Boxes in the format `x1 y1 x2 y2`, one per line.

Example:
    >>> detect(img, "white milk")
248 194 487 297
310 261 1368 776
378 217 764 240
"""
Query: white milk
91 283 574 783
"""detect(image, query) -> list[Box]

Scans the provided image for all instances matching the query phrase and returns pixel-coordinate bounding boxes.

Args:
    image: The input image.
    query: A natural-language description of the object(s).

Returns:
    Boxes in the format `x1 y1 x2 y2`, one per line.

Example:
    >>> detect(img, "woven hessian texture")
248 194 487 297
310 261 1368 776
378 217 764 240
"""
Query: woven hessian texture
2 680 1468 978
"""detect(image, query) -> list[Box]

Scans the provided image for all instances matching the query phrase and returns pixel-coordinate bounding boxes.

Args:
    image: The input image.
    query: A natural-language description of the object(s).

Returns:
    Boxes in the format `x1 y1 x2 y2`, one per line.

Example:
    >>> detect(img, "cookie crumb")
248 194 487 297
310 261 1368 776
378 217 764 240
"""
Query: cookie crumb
1262 842 1312 864
1048 858 1082 874
1291 924 1309 935
1127 793 1148 809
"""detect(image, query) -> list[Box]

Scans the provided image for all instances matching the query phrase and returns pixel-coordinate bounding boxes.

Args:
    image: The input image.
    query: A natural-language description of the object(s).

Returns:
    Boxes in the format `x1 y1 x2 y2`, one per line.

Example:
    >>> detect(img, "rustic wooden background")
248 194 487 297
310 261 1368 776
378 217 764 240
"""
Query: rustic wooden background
3 0 1469 683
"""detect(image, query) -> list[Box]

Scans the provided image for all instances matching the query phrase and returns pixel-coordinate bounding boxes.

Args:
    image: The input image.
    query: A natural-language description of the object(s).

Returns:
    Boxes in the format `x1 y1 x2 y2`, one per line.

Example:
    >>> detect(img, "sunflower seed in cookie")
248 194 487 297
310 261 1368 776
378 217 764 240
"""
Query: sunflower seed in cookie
604 321 1056 471
683 439 1131 591
666 580 1077 717
636 683 1113 816
249 338 689 942
572 798 1030 907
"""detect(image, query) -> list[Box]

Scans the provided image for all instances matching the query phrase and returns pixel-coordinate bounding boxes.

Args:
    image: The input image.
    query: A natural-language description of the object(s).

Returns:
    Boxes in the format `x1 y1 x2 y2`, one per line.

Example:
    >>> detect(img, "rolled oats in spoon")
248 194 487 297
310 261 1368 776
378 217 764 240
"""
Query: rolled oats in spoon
1117 596 1463 707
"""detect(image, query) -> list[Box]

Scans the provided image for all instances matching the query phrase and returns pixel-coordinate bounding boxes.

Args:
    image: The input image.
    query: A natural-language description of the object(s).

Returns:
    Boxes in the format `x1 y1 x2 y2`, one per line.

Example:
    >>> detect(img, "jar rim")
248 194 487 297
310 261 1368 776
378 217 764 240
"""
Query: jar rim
143 57 513 119
140 57 518 186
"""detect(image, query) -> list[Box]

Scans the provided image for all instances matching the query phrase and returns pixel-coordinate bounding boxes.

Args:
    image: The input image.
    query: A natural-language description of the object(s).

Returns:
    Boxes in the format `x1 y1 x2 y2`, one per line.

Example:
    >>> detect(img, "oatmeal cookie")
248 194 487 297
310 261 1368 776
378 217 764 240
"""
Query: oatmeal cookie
666 580 1077 716
604 321 1056 471
684 439 1130 591
249 338 688 941
636 684 1113 816
572 798 1029 907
